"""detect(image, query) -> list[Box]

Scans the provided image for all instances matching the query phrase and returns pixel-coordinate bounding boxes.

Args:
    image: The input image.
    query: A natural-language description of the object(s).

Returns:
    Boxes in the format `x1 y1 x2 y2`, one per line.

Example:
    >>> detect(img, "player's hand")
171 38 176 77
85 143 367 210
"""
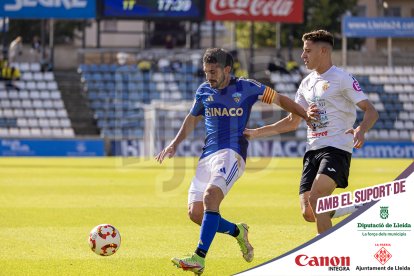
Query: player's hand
306 103 319 130
345 126 365 149
307 103 319 120
155 144 176 164
243 128 258 140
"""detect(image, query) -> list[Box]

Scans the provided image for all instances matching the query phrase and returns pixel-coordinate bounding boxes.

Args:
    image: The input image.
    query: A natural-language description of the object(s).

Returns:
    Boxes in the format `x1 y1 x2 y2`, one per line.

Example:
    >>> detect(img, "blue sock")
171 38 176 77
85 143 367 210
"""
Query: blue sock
195 211 220 258
217 217 237 236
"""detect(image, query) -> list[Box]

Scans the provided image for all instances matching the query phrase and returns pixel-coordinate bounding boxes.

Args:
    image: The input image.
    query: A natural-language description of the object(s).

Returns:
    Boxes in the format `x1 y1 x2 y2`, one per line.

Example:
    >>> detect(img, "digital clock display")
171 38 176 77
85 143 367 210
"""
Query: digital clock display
102 0 203 20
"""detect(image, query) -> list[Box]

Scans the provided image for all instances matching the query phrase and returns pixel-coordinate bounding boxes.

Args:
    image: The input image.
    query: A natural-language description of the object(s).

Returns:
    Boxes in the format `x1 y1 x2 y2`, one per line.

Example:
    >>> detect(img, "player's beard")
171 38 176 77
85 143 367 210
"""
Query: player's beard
209 74 226 89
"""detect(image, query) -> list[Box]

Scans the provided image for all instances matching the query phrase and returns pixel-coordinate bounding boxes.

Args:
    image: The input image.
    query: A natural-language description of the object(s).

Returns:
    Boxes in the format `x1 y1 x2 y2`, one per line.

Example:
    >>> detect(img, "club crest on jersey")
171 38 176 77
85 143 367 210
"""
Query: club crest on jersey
232 92 242 103
206 95 214 102
322 82 330 91
352 77 362 92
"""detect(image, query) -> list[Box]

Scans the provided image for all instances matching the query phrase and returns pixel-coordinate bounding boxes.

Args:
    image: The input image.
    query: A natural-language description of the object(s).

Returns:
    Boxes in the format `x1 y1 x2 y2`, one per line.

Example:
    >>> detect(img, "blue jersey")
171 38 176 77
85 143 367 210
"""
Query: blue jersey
190 77 276 161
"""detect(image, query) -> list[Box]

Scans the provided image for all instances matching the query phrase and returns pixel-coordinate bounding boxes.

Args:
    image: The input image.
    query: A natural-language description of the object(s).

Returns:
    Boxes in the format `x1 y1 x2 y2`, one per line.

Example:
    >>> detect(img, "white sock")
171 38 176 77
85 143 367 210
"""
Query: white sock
332 204 362 218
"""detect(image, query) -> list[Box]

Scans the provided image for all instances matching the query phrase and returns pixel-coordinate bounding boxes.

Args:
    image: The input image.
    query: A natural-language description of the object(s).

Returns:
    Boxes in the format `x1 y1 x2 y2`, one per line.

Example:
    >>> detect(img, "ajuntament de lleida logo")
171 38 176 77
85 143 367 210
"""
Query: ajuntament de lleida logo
380 206 389 219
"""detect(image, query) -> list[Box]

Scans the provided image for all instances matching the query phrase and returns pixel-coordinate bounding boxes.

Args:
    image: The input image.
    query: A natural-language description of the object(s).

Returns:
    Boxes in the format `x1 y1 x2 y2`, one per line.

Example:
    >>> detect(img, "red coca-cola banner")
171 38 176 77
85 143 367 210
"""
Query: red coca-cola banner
206 0 303 23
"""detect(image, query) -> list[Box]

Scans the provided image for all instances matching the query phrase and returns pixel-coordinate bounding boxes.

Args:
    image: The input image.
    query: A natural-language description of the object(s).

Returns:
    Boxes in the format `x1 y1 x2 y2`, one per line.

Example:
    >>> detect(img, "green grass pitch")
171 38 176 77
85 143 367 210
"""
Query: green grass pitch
0 157 411 275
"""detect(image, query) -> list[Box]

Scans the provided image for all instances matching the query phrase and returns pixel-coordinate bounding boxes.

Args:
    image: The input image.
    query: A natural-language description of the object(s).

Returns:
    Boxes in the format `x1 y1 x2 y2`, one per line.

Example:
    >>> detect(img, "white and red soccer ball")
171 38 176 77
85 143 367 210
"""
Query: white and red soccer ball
88 224 121 256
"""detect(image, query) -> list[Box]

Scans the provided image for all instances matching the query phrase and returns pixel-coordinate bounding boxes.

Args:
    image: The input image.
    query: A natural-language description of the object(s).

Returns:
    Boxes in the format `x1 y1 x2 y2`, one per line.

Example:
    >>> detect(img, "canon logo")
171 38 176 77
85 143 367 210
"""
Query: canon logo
209 0 294 16
5 0 87 11
295 254 351 267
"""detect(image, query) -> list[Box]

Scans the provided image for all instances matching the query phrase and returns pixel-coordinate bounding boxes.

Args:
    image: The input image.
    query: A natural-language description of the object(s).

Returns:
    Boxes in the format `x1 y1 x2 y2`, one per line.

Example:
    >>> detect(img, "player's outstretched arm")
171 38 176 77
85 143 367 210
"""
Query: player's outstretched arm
244 113 302 140
155 114 202 164
345 99 378 149
274 93 319 126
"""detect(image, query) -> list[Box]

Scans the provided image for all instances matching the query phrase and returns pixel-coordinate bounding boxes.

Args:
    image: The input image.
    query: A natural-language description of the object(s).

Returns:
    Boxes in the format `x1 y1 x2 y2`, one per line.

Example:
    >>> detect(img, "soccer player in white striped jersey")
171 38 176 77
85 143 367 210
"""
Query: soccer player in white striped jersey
156 48 317 274
244 30 379 235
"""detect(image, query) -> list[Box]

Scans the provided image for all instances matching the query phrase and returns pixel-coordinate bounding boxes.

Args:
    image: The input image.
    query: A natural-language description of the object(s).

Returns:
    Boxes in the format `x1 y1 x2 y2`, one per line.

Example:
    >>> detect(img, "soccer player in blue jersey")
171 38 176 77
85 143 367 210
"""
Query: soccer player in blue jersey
155 48 317 275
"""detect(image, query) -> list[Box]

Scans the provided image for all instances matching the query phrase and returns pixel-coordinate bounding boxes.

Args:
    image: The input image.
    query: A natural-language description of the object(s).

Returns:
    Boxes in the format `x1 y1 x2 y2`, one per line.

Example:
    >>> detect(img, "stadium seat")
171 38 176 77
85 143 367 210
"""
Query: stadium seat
20 128 31 137
11 99 22 108
19 63 30 72
15 81 26 90
50 91 61 100
38 118 50 128
32 99 43 109
36 81 47 90
29 90 40 99
9 128 20 137
13 109 24 118
51 128 63 137
22 72 33 81
78 64 89 74
63 128 75 137
41 128 53 136
389 130 399 140
21 100 32 109
30 128 42 136
0 128 9 137
399 130 411 140
405 121 414 129
46 109 58 118
28 118 39 127
24 109 35 118
53 100 65 109
44 72 54 81
403 103 414 111
47 82 58 90
35 109 47 118
33 72 44 81
60 118 71 128
378 129 390 139
394 121 404 129
30 63 41 72
57 109 68 118
26 81 36 90
17 118 28 127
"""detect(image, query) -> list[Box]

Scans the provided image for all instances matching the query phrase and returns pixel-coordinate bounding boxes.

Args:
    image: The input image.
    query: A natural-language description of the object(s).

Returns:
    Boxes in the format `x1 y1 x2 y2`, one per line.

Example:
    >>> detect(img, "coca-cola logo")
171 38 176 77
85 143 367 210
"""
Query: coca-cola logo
209 0 294 17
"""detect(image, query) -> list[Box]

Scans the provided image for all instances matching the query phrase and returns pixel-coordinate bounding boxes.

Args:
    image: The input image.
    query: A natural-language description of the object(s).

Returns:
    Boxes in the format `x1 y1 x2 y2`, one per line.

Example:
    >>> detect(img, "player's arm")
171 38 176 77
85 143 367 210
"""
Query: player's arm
259 87 318 126
244 112 302 139
155 114 203 163
345 99 378 149
244 102 318 139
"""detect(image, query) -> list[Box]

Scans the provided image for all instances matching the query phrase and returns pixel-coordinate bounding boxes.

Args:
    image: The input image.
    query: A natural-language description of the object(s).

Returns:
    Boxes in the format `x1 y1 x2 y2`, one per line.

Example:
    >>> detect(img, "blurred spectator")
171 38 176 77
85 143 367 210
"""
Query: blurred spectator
116 52 129 66
267 55 289 74
158 57 171 73
233 60 248 78
137 59 152 73
229 50 248 78
171 59 182 73
40 49 52 72
0 56 7 69
30 35 41 62
286 59 300 73
165 34 175 49
1 61 21 91
8 36 23 63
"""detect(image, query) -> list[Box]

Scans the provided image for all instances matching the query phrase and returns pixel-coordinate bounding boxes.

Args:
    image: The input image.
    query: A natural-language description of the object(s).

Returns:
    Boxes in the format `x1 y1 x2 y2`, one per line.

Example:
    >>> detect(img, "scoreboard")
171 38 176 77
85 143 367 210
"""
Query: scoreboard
102 0 204 20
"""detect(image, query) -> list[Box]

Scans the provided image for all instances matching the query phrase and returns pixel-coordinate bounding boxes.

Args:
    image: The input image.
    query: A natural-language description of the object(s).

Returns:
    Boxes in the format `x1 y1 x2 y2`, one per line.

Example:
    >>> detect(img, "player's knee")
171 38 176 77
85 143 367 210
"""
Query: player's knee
308 193 320 209
203 187 223 210
188 209 203 225
302 212 315 222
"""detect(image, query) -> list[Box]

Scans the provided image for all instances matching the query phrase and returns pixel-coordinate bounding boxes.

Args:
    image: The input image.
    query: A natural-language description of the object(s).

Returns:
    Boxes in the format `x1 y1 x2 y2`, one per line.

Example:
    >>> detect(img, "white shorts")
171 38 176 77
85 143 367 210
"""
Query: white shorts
188 149 246 205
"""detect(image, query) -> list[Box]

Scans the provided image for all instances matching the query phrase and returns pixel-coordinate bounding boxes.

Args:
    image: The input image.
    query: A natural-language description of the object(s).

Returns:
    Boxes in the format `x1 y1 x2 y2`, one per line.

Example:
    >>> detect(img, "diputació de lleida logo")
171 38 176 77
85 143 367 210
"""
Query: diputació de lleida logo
380 206 389 219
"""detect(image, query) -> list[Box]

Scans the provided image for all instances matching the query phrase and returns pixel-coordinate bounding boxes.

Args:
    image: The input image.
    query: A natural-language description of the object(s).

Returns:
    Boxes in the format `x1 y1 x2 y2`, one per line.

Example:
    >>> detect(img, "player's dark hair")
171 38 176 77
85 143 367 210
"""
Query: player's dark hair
203 48 234 69
302 30 334 47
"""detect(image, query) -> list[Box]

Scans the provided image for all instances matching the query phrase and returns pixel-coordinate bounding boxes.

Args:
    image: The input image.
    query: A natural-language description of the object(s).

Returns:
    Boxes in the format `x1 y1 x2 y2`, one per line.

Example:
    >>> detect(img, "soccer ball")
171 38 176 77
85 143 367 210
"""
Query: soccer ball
88 224 121 256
